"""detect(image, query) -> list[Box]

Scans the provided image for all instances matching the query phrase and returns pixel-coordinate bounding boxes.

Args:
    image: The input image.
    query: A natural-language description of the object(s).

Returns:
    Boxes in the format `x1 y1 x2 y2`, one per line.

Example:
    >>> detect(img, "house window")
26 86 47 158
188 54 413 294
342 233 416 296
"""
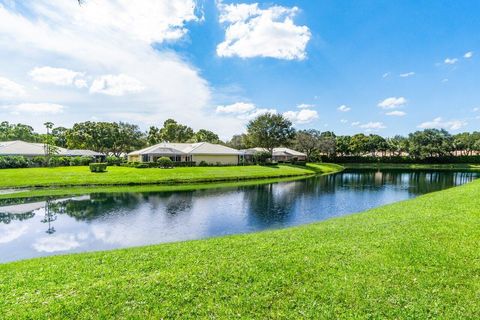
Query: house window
142 155 149 162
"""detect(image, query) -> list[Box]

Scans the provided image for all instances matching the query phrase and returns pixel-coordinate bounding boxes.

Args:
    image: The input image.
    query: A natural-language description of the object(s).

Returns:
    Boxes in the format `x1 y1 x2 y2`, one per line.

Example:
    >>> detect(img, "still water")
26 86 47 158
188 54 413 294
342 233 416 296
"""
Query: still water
1 169 478 263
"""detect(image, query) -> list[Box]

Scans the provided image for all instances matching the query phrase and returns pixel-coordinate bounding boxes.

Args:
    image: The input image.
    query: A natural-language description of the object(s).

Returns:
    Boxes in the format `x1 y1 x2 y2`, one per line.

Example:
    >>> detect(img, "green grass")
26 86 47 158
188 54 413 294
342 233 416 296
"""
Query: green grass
0 175 312 202
343 162 480 171
0 164 341 189
1 178 479 318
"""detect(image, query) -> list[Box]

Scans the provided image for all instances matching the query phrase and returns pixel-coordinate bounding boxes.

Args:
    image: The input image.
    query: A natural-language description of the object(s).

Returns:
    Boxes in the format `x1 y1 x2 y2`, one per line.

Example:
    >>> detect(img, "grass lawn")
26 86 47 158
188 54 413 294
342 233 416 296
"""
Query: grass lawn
1 178 479 318
343 162 480 171
0 163 342 189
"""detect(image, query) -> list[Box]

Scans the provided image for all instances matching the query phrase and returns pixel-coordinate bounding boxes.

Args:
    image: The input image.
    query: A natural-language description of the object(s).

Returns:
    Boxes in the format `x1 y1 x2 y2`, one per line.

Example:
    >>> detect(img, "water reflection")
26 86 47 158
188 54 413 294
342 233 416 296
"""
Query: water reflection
0 170 477 262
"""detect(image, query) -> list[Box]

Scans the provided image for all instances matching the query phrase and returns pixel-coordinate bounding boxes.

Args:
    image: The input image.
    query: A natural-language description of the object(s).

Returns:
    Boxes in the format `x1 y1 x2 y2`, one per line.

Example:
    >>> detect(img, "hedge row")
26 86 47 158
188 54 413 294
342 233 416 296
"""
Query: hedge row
0 156 94 169
320 155 480 164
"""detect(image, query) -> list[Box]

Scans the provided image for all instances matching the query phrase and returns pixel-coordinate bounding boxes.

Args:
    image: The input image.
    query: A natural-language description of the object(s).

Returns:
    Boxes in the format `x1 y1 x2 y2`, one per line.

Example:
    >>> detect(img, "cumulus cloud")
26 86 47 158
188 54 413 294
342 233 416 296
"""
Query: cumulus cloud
296 103 314 109
385 110 406 117
217 2 311 60
69 0 198 44
444 58 458 65
90 74 144 96
337 105 351 112
351 121 360 126
283 109 318 124
29 66 85 87
0 76 26 98
464 51 473 59
399 72 415 78
2 103 65 114
216 102 256 114
378 97 407 109
359 122 386 130
340 119 348 124
418 117 467 131
0 1 230 135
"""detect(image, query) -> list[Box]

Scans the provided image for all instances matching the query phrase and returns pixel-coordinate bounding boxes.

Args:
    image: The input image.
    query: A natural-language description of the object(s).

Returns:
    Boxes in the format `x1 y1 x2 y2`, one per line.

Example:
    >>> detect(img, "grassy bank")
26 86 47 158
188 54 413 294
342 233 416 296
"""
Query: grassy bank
343 162 480 171
1 178 479 318
0 163 342 189
0 175 312 202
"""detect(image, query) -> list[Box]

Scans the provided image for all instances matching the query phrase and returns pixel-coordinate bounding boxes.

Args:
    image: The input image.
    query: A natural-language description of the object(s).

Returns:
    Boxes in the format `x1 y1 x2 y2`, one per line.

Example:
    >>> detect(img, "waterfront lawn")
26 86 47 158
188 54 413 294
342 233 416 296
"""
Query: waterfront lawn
0 164 341 189
343 162 480 171
1 178 479 318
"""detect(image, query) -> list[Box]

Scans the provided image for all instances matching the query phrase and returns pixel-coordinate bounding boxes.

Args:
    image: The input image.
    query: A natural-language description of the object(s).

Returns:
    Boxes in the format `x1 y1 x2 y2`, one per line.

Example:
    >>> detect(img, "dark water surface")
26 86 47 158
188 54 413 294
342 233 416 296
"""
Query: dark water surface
1 169 478 263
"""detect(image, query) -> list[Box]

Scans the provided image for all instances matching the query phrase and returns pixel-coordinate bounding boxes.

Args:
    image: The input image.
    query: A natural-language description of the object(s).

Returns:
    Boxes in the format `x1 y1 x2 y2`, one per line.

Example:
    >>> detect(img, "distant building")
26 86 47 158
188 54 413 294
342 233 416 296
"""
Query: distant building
128 142 241 165
0 140 104 159
240 147 307 163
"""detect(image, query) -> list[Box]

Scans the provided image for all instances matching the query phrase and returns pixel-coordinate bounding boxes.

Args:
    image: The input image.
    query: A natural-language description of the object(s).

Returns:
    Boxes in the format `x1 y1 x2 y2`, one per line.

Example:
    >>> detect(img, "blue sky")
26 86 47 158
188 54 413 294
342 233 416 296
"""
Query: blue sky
0 0 479 138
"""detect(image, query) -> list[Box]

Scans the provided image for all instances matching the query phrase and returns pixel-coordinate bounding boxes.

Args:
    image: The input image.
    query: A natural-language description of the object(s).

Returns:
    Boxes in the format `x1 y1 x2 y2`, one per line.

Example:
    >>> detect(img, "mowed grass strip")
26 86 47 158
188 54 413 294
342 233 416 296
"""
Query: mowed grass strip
343 162 480 171
1 178 479 318
0 164 341 189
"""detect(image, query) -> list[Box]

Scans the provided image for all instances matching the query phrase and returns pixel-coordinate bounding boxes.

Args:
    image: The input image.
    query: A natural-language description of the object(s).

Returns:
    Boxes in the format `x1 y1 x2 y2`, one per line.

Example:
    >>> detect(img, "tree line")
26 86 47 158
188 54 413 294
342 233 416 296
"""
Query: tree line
2 113 480 160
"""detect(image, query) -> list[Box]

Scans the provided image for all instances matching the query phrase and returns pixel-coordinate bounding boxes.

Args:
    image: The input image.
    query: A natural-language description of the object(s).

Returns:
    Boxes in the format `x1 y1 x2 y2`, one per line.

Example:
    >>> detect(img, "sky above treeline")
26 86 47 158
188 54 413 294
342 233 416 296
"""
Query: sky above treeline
0 0 479 139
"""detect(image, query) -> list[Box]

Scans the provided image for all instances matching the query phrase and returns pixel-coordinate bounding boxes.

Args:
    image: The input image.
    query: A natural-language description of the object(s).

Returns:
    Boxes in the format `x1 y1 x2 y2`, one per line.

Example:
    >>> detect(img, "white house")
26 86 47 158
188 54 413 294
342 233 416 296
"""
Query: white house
0 140 104 158
240 147 307 163
127 142 241 165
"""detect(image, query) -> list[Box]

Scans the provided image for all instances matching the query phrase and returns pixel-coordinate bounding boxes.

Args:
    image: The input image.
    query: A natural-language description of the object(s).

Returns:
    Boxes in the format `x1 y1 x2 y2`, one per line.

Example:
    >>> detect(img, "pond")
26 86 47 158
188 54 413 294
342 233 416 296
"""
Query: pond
0 169 478 263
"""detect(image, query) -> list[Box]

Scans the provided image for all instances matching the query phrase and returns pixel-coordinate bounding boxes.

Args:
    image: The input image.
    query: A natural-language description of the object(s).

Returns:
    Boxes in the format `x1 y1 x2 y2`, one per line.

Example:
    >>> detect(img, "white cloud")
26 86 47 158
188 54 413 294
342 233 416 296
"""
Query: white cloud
283 109 318 124
464 51 473 59
0 76 26 98
2 103 65 114
418 117 467 131
378 97 407 109
399 72 415 78
359 122 386 130
340 119 348 124
337 105 351 112
240 108 277 120
351 121 360 126
74 79 88 89
296 103 314 109
216 102 256 114
29 66 85 87
90 74 144 96
473 107 479 112
442 78 449 83
444 58 458 65
217 3 311 60
0 1 234 136
382 72 390 78
386 110 406 117
33 234 81 253
69 0 198 44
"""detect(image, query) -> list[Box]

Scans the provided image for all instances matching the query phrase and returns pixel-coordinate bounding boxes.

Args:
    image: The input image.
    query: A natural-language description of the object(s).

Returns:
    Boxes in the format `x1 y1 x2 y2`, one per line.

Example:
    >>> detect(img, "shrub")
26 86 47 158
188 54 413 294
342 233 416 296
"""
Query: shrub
0 156 29 169
89 163 108 173
106 156 123 166
135 163 150 169
254 151 272 165
31 156 46 167
157 157 173 169
80 156 93 166
198 161 209 167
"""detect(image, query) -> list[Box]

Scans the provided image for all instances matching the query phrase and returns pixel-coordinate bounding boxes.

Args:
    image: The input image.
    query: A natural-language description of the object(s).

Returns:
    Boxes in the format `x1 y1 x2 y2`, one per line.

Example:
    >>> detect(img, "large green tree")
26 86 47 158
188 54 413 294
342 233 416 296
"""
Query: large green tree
193 129 221 144
159 119 194 143
246 113 295 154
66 121 146 155
408 129 454 158
0 121 40 142
226 134 249 150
